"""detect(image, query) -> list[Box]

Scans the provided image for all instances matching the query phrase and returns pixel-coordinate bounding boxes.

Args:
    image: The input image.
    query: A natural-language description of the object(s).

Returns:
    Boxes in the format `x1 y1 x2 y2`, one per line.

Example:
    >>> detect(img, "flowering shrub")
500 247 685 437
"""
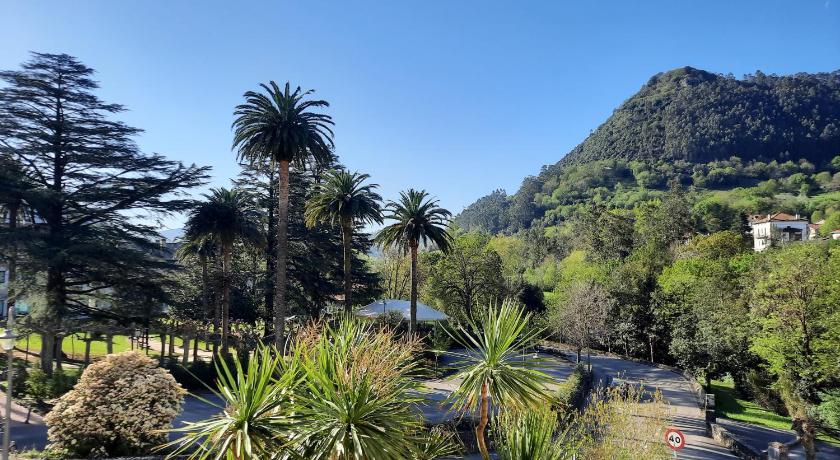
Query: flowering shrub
44 351 186 458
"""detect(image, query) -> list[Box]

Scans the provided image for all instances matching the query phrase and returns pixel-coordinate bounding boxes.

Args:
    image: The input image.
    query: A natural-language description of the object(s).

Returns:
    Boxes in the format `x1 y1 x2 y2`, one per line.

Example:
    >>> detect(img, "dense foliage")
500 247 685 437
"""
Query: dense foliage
45 352 185 458
563 67 840 166
0 53 209 374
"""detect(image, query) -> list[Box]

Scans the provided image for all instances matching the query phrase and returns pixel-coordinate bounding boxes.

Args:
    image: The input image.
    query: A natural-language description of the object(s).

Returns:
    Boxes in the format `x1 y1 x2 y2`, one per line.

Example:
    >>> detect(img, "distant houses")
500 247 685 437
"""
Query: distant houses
748 213 837 251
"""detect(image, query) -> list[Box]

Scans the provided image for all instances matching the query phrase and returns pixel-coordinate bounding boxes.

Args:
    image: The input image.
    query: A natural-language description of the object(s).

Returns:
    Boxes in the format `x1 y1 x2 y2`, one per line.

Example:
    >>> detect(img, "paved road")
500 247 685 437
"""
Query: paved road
559 351 739 460
716 418 840 459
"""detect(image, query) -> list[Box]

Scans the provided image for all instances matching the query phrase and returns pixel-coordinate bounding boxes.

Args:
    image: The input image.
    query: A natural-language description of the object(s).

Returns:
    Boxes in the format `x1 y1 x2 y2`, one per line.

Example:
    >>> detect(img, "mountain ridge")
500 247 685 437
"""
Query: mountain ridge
457 66 840 234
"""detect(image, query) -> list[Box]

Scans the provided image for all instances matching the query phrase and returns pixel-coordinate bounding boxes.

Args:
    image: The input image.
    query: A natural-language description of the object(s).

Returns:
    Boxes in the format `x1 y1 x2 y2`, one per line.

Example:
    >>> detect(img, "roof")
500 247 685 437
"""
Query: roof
356 299 449 322
832 229 840 234
749 212 808 224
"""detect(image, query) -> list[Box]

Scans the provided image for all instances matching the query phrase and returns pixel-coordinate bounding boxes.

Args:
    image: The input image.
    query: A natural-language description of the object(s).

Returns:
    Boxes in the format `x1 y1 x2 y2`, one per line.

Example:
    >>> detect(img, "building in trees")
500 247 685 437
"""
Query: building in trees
748 213 813 251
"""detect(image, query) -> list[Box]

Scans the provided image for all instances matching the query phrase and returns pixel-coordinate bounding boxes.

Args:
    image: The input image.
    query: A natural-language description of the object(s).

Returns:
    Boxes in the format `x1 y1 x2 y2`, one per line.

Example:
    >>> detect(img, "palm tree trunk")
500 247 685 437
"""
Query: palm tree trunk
200 254 210 343
265 170 277 338
274 160 291 350
341 217 353 315
409 242 419 335
222 247 232 355
213 287 221 356
476 381 490 460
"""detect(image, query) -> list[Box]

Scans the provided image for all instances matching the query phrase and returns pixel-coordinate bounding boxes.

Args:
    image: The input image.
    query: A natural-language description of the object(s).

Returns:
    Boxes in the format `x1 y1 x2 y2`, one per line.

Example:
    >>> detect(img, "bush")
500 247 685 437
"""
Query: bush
44 351 185 458
162 355 237 391
552 365 591 414
24 369 77 405
744 369 788 416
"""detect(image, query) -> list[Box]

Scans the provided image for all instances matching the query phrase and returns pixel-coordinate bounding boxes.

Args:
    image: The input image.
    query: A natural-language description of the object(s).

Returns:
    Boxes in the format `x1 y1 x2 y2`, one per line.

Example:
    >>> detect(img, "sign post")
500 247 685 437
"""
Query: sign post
665 427 686 458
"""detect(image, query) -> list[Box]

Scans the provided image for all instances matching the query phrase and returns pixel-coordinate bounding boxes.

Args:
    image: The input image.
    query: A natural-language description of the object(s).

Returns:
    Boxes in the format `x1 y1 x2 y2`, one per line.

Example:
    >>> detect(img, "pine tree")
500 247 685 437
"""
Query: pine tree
0 53 209 374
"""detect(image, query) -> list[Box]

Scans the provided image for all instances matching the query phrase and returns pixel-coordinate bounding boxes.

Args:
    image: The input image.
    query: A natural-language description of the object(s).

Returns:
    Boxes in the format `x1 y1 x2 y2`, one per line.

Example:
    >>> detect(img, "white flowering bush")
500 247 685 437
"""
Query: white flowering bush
44 351 186 458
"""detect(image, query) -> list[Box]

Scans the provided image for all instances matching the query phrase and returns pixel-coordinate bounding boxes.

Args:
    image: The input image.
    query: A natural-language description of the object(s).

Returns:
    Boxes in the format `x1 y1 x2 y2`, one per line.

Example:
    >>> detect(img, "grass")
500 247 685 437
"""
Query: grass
708 378 791 430
15 331 222 362
708 378 840 446
15 333 136 361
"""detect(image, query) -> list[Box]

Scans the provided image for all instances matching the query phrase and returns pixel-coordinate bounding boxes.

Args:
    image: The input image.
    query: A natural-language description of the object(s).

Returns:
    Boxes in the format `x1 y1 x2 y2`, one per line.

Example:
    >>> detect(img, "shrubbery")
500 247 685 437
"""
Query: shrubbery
25 369 78 405
44 351 185 458
552 365 591 414
162 354 237 391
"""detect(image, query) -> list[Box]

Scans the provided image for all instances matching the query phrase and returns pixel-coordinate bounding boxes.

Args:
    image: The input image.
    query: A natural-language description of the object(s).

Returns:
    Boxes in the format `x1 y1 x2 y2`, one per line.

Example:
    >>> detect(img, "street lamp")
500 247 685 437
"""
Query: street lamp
1 307 17 460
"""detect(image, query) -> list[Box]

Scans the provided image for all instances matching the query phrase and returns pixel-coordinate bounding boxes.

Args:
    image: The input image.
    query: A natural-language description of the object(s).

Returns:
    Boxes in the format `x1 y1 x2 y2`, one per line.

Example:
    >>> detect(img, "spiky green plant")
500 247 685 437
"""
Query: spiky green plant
304 170 383 313
494 407 563 460
444 300 552 460
163 346 298 460
375 189 452 334
414 426 462 460
289 318 425 460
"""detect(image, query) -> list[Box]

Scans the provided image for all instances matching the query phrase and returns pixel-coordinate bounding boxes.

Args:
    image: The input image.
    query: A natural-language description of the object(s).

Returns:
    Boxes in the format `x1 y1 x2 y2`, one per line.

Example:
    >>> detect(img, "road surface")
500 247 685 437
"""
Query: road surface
559 350 739 460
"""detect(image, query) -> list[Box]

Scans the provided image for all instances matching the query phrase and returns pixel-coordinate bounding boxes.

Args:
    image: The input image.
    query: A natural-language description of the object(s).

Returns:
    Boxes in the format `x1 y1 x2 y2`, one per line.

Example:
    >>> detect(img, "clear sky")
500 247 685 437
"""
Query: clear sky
2 1 839 230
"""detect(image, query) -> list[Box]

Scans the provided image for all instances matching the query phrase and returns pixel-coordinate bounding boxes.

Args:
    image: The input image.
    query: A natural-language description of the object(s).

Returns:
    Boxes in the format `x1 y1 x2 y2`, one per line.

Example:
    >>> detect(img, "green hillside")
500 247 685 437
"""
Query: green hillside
457 67 840 234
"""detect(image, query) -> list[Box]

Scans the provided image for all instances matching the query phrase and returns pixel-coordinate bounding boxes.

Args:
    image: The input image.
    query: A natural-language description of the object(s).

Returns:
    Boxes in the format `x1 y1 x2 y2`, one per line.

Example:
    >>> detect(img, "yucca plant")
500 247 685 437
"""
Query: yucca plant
414 426 462 460
289 318 425 460
494 407 563 460
444 300 552 460
163 346 298 459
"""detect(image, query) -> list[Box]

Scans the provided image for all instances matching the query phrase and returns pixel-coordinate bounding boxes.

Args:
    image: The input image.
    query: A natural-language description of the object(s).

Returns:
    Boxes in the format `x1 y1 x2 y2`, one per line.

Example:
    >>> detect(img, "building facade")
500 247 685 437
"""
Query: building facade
748 213 812 251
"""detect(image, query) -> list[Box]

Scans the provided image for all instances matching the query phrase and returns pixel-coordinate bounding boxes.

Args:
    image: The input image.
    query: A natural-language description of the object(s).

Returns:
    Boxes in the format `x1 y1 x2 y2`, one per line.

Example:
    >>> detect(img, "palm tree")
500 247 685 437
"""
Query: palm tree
183 188 262 354
232 81 334 349
376 189 452 334
444 300 552 460
175 236 218 354
305 170 383 314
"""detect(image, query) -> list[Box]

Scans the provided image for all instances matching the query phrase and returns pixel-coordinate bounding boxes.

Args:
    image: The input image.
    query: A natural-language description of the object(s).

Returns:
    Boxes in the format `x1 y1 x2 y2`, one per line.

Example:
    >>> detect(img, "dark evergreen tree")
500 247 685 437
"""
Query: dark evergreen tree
0 53 209 374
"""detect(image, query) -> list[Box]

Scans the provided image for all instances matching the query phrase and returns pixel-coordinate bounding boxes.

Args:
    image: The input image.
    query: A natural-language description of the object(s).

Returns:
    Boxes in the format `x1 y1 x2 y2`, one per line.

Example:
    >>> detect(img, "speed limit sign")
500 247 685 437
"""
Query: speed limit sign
665 427 686 451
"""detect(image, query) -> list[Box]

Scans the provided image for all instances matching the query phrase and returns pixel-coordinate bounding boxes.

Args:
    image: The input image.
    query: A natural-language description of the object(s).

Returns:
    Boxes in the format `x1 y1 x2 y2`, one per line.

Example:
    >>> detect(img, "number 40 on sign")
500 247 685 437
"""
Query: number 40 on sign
665 427 686 457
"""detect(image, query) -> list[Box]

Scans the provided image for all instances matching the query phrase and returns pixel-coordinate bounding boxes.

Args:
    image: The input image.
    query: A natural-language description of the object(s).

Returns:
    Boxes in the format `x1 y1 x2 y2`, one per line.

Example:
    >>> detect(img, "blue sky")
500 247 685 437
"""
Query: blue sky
2 1 839 230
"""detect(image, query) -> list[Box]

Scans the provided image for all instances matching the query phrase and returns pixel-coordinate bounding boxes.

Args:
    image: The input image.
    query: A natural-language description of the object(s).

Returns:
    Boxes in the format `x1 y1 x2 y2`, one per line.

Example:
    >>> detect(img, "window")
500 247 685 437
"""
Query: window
0 270 5 284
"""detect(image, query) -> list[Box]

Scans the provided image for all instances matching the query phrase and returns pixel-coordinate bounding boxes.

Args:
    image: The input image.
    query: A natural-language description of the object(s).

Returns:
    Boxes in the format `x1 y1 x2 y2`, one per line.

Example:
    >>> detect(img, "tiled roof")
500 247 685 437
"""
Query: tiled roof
749 212 807 224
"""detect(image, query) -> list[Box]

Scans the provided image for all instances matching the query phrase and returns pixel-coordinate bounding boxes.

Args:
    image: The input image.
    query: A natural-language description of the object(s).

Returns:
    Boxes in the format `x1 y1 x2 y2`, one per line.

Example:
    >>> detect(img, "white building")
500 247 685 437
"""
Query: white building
748 213 812 251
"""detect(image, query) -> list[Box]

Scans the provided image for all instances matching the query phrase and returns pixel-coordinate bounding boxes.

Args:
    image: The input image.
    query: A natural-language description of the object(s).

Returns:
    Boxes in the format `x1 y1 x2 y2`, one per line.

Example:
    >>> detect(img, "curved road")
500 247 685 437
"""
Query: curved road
558 350 738 459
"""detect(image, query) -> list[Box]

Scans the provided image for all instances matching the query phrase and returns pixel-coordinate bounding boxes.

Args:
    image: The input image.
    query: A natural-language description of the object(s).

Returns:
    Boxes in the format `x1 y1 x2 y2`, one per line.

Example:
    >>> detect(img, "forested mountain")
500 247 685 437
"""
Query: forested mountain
457 67 840 234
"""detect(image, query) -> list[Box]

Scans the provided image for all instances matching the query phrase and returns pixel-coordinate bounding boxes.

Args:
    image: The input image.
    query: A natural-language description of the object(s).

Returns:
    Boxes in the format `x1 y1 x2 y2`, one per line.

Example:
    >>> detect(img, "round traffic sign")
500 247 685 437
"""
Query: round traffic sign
665 427 686 450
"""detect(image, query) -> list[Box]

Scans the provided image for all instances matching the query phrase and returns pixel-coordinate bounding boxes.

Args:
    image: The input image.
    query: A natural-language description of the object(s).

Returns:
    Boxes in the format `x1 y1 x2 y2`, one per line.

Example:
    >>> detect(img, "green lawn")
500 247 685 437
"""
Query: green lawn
14 333 165 360
15 332 219 361
708 378 791 430
709 378 840 446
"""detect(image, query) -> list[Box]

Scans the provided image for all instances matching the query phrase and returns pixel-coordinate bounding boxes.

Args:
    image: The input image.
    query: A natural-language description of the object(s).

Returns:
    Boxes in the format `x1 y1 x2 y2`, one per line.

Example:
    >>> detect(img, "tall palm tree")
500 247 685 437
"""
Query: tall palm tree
232 81 334 349
305 170 383 314
376 189 452 334
183 188 262 353
444 300 552 460
175 236 218 353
